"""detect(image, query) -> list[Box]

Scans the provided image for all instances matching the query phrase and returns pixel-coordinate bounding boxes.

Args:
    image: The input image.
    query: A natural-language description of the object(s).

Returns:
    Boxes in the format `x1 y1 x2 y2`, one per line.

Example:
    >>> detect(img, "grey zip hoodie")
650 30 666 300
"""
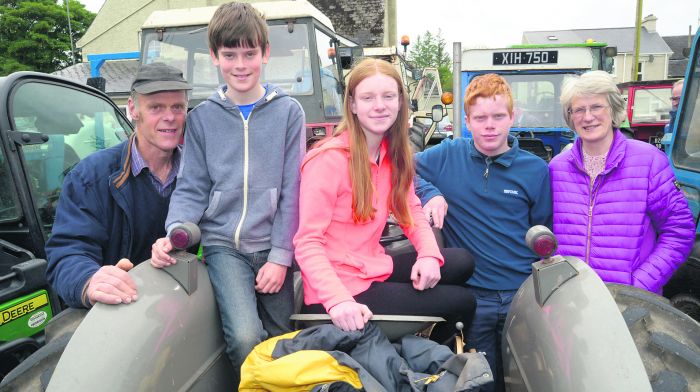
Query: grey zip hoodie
166 84 305 266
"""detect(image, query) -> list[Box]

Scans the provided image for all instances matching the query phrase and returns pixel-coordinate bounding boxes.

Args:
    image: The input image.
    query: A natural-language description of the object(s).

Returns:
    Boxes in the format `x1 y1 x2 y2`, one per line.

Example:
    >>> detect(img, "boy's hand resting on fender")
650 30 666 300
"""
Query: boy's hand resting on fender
411 257 441 290
255 262 287 294
328 301 373 331
150 237 175 268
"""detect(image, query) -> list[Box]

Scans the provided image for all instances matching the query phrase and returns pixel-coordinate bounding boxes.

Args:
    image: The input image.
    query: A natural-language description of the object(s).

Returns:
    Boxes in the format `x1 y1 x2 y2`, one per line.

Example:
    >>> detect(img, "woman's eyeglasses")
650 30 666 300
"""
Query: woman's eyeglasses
569 104 609 118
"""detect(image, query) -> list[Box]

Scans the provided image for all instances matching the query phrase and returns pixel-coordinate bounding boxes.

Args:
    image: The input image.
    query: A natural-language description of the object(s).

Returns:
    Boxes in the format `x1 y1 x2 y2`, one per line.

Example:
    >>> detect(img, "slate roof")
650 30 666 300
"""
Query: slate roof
662 34 695 79
523 27 672 54
52 59 140 94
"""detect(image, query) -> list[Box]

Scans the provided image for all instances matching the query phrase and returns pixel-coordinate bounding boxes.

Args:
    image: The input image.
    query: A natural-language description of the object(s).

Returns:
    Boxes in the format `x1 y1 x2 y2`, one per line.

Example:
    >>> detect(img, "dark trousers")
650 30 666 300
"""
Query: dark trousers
303 247 476 344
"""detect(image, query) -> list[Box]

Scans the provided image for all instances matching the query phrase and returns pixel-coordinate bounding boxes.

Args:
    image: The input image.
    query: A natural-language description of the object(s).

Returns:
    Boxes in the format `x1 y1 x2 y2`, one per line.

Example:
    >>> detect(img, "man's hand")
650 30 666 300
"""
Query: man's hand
328 301 373 331
411 257 441 291
423 196 448 229
255 262 287 294
150 237 175 268
86 259 137 306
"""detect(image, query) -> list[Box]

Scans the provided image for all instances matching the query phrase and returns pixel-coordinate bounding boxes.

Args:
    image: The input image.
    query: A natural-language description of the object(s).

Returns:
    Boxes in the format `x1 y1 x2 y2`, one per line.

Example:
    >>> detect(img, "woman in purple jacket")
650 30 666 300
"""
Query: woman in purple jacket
549 70 694 294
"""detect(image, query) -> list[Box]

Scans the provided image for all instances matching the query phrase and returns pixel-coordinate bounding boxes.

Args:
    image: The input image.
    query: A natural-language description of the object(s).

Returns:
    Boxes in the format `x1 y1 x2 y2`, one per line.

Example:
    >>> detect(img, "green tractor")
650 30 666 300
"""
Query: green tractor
0 72 132 379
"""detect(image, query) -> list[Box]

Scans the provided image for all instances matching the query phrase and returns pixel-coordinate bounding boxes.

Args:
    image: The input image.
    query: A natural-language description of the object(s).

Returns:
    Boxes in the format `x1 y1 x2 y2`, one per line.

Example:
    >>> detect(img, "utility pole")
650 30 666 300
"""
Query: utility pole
452 42 461 138
631 0 642 82
384 0 397 47
65 0 76 65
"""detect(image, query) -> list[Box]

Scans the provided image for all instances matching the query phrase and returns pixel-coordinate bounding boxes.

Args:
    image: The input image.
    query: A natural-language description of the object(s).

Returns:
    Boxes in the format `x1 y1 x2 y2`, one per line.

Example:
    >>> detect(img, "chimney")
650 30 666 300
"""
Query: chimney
642 14 657 33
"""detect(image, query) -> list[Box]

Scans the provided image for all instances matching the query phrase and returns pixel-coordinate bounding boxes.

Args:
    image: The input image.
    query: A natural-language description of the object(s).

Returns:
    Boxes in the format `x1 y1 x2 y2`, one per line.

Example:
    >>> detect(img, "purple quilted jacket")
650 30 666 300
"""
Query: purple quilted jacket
549 130 694 294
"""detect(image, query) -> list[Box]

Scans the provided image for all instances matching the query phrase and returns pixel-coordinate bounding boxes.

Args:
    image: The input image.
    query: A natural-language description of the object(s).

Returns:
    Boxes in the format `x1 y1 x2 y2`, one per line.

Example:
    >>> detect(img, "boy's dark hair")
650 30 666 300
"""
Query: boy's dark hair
208 2 268 56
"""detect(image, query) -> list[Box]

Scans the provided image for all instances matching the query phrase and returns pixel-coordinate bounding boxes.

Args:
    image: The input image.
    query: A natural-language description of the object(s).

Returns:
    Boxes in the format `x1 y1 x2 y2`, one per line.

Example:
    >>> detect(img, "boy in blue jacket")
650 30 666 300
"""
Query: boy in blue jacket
414 74 552 392
150 2 305 384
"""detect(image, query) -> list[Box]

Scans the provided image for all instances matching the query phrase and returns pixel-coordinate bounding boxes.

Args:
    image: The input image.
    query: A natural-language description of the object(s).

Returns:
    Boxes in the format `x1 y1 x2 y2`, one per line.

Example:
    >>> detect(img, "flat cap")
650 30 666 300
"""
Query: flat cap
131 62 192 94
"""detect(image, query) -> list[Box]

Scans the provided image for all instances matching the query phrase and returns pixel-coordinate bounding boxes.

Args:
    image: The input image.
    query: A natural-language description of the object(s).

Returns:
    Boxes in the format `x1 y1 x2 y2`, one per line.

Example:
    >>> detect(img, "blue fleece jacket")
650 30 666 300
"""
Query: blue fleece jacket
166 84 305 266
414 136 553 290
46 135 168 307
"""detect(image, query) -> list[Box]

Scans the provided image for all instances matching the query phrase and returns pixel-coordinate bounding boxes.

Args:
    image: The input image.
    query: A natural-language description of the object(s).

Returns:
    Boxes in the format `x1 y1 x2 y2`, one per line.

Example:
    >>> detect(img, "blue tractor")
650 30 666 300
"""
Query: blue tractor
661 28 700 321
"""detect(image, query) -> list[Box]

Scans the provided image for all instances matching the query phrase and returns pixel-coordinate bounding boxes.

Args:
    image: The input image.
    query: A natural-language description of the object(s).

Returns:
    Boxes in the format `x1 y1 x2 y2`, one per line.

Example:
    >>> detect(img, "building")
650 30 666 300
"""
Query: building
662 33 695 79
522 15 673 82
76 0 390 60
56 0 389 103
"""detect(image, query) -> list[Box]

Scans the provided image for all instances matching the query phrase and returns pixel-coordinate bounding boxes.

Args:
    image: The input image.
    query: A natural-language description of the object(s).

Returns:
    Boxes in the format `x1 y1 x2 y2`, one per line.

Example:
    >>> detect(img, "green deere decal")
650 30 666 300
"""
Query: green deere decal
0 290 53 342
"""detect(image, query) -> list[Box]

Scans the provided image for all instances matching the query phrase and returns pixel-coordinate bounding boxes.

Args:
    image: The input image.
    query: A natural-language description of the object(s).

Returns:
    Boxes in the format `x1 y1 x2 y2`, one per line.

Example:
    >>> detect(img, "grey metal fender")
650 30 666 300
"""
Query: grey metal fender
502 256 651 392
47 256 232 391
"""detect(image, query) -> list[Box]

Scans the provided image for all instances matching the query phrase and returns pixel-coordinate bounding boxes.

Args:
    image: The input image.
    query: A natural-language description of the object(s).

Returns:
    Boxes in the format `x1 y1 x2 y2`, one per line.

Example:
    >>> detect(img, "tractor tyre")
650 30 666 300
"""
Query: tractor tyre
607 284 700 392
0 308 86 391
0 333 71 392
670 294 700 323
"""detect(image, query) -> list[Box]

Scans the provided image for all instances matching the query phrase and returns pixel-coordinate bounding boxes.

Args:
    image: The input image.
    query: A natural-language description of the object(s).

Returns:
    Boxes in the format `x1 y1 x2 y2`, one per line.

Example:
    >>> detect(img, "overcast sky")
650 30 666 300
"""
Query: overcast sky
396 0 699 51
78 0 699 51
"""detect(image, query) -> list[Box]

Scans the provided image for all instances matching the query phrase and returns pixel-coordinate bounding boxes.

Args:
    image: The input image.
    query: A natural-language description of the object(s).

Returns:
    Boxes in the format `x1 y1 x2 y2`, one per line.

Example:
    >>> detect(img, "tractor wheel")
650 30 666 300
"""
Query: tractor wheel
620 129 635 139
607 284 700 392
670 294 700 322
0 333 70 392
0 308 86 392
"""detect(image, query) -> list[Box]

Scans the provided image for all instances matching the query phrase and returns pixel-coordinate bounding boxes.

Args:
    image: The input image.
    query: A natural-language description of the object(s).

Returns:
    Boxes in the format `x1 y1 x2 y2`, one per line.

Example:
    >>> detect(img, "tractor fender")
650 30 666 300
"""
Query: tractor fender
46 257 232 391
502 256 651 392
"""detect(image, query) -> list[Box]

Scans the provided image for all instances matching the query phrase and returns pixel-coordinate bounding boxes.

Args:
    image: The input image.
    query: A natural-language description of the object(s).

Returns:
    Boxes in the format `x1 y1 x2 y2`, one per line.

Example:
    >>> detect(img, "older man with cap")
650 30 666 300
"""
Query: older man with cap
46 63 191 308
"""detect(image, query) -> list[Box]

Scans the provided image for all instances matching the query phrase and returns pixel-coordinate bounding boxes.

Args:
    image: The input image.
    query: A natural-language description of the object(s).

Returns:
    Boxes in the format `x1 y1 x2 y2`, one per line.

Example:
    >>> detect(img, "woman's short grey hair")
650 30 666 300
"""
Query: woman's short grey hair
560 70 627 129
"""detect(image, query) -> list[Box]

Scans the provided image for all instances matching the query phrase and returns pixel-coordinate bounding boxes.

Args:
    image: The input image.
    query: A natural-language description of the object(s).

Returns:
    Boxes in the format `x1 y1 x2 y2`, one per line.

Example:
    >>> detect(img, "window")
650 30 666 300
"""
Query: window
143 27 218 101
637 62 644 81
267 23 312 95
673 60 700 165
631 88 672 123
503 74 567 128
0 148 20 222
314 28 342 117
142 22 316 99
10 81 131 233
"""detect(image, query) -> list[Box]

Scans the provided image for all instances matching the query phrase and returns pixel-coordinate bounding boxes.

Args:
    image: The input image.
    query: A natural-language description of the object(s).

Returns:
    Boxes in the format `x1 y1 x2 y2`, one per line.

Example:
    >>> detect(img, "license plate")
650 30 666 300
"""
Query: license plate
493 50 558 65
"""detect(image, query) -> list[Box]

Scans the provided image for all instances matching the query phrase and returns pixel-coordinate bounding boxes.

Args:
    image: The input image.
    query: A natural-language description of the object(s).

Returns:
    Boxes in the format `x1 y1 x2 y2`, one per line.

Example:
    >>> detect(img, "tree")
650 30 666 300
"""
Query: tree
407 30 453 92
0 0 95 75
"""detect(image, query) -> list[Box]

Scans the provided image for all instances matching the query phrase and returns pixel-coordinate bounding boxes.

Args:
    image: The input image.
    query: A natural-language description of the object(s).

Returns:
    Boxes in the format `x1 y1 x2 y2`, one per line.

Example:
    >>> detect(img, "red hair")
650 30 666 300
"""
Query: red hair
464 73 513 117
316 58 414 226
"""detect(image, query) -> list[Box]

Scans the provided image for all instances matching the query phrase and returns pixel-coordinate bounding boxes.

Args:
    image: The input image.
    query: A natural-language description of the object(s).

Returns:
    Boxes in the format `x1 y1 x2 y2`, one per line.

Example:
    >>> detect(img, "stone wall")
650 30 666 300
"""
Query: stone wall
309 0 385 47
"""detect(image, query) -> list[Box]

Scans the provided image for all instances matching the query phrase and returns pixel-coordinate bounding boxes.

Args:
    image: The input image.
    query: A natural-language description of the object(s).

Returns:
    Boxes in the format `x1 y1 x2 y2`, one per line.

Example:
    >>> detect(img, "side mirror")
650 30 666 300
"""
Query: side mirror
338 46 363 70
604 46 618 58
431 104 444 123
412 68 423 81
682 47 690 58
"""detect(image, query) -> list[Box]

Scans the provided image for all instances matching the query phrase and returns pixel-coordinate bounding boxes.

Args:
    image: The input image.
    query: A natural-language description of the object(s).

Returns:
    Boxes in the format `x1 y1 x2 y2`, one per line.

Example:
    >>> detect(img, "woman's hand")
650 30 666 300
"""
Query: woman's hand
328 300 373 331
411 257 441 290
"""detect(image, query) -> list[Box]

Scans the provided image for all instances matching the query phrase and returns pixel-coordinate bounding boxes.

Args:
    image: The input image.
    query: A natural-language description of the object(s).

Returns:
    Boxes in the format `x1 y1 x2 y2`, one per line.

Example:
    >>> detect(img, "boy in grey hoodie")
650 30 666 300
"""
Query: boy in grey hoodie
150 2 305 384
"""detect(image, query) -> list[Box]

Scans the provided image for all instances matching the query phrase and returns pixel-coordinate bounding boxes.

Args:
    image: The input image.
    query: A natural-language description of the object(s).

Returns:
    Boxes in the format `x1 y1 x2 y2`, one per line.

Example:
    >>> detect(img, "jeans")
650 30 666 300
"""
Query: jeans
204 245 293 384
466 287 517 392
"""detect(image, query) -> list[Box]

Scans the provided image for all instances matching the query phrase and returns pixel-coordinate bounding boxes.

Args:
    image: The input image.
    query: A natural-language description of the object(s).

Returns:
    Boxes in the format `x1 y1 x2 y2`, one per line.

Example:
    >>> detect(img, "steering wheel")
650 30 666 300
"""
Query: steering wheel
535 91 555 106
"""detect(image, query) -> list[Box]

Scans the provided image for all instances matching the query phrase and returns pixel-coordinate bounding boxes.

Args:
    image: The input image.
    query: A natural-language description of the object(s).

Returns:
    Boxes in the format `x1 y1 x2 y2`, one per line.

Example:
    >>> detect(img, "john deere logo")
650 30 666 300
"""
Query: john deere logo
0 293 49 326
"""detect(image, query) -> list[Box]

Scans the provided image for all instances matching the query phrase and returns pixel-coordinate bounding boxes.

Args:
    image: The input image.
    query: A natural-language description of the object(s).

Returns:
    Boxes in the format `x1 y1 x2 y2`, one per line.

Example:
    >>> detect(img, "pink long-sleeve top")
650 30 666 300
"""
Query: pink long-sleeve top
293 132 444 311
